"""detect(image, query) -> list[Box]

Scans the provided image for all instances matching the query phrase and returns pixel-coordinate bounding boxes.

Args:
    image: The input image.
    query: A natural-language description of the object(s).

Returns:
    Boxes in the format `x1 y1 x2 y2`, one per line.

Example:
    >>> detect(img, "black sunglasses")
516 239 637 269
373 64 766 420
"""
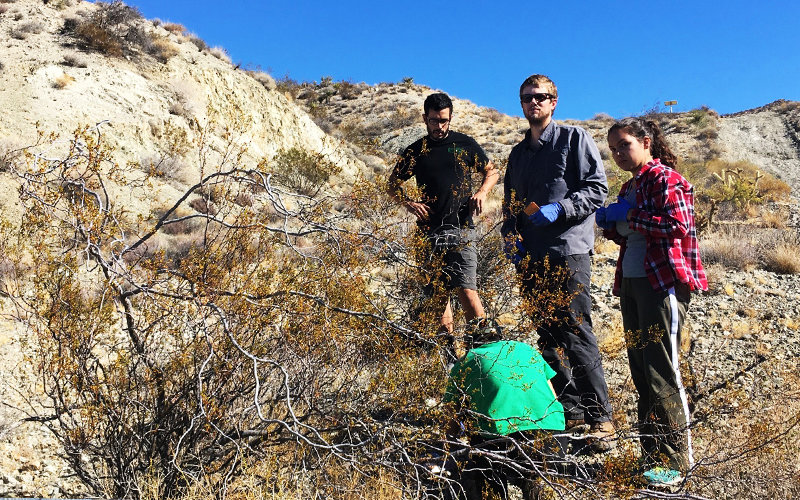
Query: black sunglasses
520 93 553 104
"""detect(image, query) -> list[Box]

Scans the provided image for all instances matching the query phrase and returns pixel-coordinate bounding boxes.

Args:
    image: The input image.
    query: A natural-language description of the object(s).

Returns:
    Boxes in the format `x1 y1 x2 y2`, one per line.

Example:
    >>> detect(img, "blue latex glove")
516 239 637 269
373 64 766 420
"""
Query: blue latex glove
529 202 564 227
595 206 614 230
605 197 632 222
503 237 526 265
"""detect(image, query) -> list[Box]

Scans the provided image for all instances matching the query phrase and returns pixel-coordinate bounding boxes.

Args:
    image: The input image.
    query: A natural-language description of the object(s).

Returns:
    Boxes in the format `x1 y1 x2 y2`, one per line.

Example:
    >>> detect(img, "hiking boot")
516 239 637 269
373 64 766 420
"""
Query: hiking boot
565 418 589 433
586 421 616 452
643 467 683 488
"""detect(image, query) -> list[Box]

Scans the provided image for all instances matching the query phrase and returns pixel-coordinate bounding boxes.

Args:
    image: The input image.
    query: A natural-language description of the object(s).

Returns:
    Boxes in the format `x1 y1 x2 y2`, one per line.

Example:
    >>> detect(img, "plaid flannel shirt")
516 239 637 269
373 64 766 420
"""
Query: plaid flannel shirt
603 159 708 296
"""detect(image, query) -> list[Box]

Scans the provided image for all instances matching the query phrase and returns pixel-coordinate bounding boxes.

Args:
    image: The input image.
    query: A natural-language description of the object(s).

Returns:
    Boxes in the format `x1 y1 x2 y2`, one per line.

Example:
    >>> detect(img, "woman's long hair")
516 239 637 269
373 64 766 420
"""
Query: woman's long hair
608 117 678 169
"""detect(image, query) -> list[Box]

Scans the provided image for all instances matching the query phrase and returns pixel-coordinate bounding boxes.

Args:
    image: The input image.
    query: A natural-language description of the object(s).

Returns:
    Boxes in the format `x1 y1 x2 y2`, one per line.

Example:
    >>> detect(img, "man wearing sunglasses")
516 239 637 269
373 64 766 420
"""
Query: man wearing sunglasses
501 74 615 451
389 93 498 356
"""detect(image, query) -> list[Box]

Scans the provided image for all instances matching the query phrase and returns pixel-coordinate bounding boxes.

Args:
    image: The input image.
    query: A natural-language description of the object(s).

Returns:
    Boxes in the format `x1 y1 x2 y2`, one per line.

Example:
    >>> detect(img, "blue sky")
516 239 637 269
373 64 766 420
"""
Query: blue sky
126 0 800 120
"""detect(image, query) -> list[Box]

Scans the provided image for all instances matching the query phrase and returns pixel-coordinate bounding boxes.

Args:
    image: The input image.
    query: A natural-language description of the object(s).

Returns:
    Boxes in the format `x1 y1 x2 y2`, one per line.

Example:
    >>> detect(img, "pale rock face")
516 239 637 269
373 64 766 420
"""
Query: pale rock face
0 0 363 218
716 104 800 194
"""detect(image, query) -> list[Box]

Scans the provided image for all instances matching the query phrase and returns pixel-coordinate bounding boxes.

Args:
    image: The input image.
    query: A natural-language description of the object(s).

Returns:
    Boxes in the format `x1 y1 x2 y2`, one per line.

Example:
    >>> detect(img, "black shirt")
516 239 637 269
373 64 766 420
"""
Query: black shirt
393 131 490 231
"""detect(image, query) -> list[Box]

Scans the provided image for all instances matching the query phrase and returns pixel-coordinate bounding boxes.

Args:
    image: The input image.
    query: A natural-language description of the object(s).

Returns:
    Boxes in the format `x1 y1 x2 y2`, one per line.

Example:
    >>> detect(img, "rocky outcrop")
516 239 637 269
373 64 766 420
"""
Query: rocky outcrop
717 101 800 193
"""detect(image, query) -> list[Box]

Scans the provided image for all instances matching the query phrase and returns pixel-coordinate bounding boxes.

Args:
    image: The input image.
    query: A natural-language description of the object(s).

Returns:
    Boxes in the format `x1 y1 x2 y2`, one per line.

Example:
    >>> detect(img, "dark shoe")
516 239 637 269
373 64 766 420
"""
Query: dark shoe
586 421 616 452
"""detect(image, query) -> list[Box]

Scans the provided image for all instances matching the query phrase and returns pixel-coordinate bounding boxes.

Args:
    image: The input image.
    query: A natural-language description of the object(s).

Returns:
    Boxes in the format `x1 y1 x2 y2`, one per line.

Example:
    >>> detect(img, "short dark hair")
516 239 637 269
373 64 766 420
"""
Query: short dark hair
423 93 453 115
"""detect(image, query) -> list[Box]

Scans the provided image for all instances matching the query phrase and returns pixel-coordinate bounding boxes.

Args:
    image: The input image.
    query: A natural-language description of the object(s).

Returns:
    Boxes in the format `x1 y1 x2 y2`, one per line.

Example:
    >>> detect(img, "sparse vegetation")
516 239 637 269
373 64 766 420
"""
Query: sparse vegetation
52 72 75 89
248 70 276 90
161 22 186 35
10 20 44 39
208 46 231 64
62 1 177 64
690 158 792 227
49 0 74 9
275 73 302 97
186 33 208 52
266 147 342 197
763 242 800 274
147 35 179 63
62 52 88 67
141 119 191 179
700 227 759 270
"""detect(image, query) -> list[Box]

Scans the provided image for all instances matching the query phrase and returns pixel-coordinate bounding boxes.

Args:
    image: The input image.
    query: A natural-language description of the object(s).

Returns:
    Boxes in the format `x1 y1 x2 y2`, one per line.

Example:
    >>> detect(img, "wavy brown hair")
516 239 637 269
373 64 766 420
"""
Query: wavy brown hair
608 117 679 169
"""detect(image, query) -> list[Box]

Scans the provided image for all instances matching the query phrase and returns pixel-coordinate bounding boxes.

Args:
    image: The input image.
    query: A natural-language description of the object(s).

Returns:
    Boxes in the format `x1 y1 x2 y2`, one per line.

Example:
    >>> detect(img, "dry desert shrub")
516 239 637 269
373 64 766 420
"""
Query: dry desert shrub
209 45 231 64
760 206 787 228
0 5 10 14
62 52 88 67
52 72 75 89
482 107 504 123
762 242 800 274
63 0 174 63
147 35 179 63
187 33 208 52
690 362 800 499
10 20 44 39
265 147 341 197
694 158 791 226
161 22 186 35
248 70 276 90
140 153 185 180
700 228 758 270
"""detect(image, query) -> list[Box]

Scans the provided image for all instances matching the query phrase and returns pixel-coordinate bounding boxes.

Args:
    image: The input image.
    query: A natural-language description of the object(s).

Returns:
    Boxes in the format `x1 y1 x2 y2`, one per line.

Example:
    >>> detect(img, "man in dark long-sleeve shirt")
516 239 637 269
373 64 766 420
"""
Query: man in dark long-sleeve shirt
501 74 615 451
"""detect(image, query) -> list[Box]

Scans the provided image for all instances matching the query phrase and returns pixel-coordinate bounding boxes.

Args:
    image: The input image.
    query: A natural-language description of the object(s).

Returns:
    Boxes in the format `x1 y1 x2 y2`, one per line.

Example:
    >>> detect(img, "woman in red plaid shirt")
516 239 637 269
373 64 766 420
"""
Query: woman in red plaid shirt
596 117 707 487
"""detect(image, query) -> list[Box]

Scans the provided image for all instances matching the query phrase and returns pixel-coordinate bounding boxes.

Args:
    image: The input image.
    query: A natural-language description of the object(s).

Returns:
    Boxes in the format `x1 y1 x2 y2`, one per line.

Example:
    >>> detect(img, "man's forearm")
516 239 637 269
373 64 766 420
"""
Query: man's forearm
477 162 499 195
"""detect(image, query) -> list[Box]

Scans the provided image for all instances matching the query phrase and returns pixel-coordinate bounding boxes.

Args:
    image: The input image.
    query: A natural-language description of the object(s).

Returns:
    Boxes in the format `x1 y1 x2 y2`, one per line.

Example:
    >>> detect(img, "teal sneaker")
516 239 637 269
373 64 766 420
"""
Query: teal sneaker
643 467 683 487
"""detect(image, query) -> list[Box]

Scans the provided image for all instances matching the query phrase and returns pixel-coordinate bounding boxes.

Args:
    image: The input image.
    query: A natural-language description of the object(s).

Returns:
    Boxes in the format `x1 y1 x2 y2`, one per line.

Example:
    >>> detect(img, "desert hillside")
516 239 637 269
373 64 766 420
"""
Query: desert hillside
1 1 799 499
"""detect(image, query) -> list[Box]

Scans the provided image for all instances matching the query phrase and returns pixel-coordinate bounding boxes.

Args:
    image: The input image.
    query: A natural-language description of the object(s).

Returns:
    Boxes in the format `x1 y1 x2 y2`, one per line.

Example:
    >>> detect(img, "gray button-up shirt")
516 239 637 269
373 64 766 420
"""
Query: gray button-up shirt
501 121 608 259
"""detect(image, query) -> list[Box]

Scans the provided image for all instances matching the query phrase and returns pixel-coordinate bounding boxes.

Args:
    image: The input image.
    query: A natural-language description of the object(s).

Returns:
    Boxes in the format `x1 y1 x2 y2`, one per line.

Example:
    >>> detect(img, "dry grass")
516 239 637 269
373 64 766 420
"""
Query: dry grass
756 174 792 202
762 243 800 274
62 53 88 68
691 363 800 499
10 20 44 39
147 35 179 63
761 207 787 228
249 70 276 90
209 46 231 64
187 34 208 52
700 228 758 271
52 73 76 89
597 314 626 359
73 20 123 56
162 22 186 35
